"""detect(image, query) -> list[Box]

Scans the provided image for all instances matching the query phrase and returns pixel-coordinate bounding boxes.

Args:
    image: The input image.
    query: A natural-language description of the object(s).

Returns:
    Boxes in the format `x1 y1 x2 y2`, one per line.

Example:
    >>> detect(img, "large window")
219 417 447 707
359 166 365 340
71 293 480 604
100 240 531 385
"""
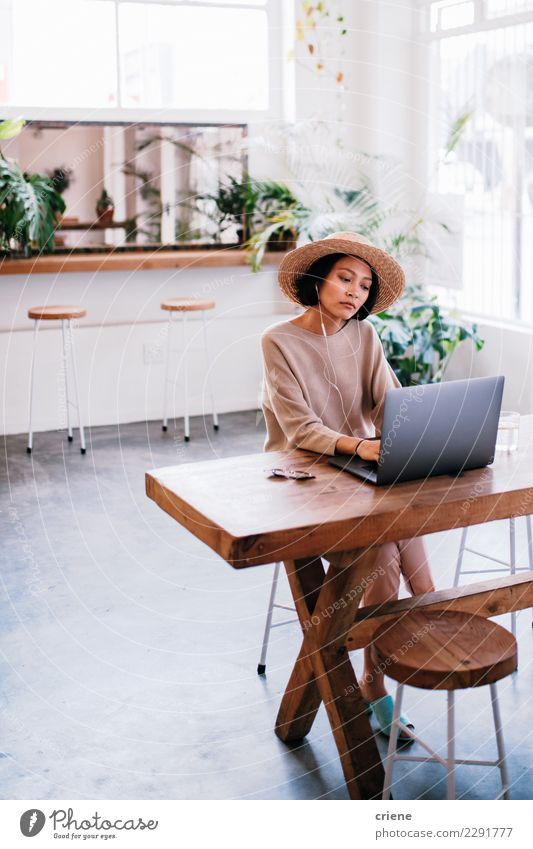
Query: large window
424 0 533 324
0 0 276 122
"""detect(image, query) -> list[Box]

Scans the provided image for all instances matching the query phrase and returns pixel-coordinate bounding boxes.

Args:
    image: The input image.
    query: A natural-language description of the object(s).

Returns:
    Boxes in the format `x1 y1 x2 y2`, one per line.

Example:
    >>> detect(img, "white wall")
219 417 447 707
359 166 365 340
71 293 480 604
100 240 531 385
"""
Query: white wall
0 266 290 435
445 317 533 414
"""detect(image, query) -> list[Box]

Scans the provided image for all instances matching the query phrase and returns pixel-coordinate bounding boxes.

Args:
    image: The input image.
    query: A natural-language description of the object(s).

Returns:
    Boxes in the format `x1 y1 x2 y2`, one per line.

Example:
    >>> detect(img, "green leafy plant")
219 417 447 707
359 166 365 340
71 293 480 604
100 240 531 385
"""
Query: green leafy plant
0 117 65 255
0 158 65 255
370 285 484 386
243 179 302 268
245 177 393 271
197 173 259 243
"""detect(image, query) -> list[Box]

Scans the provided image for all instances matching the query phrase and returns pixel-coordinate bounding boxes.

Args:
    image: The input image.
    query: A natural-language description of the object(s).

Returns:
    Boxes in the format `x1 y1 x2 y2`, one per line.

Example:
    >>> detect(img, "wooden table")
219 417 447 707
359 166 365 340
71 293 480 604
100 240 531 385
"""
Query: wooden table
146 415 533 799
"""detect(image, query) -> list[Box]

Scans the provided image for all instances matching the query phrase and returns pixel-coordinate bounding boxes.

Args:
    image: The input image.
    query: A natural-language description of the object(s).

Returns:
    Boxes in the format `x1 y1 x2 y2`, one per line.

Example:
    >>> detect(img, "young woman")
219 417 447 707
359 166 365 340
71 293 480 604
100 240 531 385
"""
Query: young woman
261 231 435 740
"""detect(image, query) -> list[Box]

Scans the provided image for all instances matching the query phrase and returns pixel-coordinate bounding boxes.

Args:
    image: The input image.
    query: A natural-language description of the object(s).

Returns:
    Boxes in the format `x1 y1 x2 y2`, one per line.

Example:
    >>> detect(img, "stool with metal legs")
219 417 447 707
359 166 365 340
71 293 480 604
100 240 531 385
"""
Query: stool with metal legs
27 305 87 455
454 517 533 636
374 610 516 801
161 298 218 441
257 562 298 675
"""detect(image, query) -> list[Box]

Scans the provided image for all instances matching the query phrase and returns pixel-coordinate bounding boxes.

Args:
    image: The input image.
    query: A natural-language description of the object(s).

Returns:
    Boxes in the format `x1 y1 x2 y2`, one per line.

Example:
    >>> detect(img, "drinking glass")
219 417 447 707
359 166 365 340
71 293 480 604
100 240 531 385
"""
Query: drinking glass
496 411 520 452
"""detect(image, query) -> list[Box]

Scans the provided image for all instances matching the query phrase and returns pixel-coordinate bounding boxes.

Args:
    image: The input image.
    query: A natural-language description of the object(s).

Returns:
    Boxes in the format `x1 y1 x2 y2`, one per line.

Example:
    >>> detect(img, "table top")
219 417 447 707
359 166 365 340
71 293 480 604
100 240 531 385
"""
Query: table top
145 415 533 568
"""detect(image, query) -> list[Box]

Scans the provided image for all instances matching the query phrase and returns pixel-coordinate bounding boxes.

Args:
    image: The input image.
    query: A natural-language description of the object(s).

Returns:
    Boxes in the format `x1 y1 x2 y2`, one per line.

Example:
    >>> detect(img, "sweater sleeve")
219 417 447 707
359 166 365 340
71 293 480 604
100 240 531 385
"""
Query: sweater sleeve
261 332 344 456
369 325 402 437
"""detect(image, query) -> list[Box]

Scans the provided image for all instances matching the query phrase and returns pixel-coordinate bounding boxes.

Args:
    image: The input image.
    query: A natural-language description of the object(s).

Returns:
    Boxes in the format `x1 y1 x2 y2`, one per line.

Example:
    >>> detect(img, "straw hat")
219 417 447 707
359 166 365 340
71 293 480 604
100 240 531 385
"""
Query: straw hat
277 231 405 314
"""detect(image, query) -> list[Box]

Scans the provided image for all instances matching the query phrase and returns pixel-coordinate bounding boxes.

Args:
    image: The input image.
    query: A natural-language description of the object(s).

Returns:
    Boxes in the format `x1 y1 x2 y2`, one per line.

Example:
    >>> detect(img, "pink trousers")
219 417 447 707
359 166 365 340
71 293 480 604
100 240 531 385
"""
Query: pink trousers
322 537 435 607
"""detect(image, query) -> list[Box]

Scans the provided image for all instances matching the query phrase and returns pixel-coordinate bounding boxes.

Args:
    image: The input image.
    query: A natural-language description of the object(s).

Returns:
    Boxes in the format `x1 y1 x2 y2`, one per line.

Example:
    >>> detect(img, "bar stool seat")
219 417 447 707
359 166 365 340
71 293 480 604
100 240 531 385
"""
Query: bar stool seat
28 305 87 321
161 298 215 312
374 610 517 800
161 297 218 441
374 609 517 690
27 304 87 454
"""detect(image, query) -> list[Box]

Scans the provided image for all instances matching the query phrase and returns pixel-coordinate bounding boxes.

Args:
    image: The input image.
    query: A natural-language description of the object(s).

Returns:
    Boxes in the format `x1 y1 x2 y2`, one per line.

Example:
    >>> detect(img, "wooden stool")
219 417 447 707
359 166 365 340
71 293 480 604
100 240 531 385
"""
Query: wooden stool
27 305 87 454
455 518 533 636
373 610 517 800
160 298 218 441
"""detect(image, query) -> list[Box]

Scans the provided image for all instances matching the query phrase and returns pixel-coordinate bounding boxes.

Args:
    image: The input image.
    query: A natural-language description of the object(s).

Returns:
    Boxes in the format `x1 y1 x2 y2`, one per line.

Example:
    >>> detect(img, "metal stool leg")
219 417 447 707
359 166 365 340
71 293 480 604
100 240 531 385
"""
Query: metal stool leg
509 518 516 637
257 562 281 675
446 691 456 800
454 526 469 586
61 319 73 442
490 683 511 800
527 515 533 627
202 310 219 432
162 313 173 432
27 319 39 454
382 683 404 800
182 312 190 441
381 684 511 801
68 319 86 454
456 517 532 633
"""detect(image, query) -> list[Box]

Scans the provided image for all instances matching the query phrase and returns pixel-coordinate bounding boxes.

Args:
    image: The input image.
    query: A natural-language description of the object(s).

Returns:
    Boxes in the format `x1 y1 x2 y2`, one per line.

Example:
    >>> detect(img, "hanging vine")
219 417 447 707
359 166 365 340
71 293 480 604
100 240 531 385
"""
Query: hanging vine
294 1 347 84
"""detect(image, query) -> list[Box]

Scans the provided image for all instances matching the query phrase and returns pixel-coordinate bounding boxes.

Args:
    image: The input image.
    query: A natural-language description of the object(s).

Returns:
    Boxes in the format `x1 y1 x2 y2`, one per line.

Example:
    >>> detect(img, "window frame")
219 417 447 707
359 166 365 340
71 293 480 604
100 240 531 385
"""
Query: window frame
420 0 533 38
0 0 287 124
420 0 533 323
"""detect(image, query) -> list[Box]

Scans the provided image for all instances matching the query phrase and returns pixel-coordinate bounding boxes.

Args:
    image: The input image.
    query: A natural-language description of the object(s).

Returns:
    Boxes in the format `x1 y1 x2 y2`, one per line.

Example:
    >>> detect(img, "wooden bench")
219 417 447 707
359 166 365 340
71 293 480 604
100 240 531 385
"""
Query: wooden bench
347 571 533 650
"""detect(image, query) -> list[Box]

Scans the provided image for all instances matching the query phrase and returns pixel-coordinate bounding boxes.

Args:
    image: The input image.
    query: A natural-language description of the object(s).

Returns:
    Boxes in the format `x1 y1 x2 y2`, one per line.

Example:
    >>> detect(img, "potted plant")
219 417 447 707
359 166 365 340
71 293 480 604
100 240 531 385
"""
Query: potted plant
0 119 65 256
251 179 299 252
0 161 66 256
370 285 484 387
196 173 260 244
96 188 114 224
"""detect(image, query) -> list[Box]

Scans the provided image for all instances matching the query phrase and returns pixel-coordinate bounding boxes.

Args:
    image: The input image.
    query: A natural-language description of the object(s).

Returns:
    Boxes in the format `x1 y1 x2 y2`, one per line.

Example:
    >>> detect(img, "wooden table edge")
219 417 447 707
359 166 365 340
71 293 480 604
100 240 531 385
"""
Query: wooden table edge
146 464 533 567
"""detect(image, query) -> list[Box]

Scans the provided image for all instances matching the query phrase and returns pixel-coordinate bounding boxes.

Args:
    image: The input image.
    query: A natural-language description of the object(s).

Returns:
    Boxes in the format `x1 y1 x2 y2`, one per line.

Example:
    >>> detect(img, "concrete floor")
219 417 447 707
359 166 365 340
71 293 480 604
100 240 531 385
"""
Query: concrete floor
1 411 533 800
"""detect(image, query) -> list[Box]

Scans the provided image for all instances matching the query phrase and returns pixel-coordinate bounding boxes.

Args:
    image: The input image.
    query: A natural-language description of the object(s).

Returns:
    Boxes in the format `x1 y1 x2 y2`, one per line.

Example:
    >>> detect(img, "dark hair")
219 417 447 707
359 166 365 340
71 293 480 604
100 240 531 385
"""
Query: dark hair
295 252 379 320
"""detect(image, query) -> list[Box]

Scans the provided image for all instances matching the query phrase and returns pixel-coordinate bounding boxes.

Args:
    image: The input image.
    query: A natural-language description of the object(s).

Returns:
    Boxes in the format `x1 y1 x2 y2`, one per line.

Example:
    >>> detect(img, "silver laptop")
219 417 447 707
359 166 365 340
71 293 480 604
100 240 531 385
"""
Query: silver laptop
328 376 504 486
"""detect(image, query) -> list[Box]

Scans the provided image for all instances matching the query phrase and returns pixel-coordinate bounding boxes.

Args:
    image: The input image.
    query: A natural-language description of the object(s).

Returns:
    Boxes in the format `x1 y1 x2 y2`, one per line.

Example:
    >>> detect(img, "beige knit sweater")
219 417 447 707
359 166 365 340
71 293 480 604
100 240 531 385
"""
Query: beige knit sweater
261 317 401 456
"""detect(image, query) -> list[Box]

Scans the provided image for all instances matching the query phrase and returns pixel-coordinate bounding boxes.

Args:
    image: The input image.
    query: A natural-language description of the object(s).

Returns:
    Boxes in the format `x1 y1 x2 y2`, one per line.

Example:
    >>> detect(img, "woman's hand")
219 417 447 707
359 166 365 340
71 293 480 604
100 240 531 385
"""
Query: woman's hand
334 435 381 461
356 438 381 462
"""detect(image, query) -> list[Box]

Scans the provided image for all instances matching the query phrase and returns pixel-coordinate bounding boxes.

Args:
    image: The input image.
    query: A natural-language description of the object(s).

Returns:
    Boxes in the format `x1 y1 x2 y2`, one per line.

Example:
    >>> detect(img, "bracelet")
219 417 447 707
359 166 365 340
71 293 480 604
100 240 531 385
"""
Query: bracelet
354 438 367 457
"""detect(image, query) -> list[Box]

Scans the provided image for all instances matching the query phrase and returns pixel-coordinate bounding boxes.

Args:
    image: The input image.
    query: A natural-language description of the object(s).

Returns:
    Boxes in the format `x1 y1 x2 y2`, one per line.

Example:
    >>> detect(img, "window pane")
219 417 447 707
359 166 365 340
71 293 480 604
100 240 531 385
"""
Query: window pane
119 3 268 110
486 0 533 18
2 0 118 108
430 1 475 32
434 23 533 320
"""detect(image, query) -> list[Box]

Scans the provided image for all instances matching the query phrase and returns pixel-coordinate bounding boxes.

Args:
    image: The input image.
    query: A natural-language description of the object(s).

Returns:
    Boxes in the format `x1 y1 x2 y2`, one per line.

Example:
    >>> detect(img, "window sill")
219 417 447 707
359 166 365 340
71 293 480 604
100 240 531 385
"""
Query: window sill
0 249 283 276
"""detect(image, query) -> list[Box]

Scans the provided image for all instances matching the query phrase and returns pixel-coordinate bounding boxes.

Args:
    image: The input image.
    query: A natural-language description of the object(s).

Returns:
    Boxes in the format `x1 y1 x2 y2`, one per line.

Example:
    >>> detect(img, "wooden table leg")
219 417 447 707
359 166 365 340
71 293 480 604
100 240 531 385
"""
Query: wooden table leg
275 548 386 800
273 556 325 741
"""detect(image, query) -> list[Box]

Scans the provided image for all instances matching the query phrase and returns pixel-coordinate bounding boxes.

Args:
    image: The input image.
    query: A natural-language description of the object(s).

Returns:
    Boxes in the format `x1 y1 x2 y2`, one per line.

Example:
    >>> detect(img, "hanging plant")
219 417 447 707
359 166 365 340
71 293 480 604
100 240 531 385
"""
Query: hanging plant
294 1 347 82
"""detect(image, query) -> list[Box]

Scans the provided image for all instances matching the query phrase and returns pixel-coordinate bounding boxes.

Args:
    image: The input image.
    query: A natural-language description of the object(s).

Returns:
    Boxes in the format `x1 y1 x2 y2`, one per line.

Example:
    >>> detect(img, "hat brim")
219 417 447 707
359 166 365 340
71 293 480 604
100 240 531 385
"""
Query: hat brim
277 237 405 314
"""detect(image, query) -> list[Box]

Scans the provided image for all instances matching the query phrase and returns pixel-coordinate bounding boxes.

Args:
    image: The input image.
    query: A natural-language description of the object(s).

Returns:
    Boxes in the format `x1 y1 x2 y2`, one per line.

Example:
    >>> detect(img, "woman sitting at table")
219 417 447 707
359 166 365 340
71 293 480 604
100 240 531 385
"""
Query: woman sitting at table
260 231 435 742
